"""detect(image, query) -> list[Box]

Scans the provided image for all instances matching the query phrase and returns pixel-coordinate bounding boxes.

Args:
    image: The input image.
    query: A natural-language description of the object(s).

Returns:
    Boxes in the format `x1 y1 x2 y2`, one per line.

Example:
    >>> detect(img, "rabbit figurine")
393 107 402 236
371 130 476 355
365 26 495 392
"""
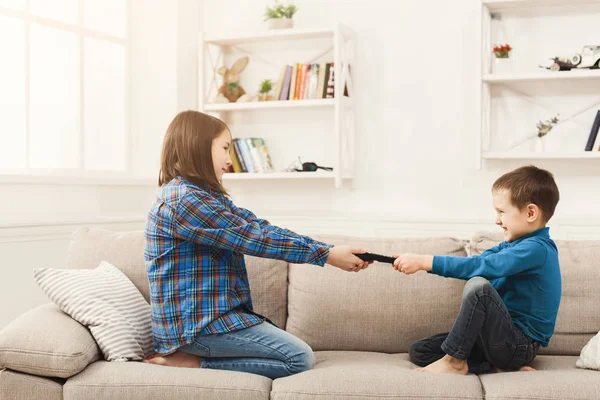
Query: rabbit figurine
215 56 251 103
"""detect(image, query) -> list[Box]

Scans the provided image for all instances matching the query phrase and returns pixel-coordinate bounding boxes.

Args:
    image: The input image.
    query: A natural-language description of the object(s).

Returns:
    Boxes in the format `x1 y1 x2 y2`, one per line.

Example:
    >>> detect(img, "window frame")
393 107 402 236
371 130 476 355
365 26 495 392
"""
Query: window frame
0 0 134 184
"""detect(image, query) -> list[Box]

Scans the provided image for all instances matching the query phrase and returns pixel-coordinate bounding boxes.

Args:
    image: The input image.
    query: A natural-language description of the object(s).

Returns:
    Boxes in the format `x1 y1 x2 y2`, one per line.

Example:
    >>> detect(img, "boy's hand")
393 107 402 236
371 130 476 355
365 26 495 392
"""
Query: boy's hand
392 253 433 275
326 246 372 272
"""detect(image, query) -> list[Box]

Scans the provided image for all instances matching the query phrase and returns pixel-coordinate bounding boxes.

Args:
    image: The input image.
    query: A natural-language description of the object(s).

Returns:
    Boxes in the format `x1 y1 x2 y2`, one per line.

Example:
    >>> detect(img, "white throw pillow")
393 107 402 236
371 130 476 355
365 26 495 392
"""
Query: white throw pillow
576 331 600 370
33 261 153 362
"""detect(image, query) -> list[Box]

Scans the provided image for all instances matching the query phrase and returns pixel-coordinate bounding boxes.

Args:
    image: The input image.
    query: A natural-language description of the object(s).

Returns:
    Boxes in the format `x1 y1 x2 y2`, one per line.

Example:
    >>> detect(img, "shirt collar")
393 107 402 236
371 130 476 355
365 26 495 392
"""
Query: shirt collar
511 227 550 245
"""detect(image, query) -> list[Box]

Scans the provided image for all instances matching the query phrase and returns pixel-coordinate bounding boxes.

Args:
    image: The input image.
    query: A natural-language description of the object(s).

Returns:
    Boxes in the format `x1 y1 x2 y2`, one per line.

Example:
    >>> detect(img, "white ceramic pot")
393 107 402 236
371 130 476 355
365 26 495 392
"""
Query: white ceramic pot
493 57 512 74
267 18 293 30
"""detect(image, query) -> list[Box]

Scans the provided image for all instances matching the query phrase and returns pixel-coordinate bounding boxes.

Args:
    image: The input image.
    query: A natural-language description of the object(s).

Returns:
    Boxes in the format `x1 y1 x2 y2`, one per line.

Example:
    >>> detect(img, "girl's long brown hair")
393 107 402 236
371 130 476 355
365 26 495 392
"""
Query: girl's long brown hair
159 110 229 195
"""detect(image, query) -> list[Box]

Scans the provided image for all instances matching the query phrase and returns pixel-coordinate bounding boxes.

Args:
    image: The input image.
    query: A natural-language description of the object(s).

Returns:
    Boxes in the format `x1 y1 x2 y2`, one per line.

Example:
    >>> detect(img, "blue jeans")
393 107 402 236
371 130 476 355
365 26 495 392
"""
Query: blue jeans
178 321 315 379
409 277 540 374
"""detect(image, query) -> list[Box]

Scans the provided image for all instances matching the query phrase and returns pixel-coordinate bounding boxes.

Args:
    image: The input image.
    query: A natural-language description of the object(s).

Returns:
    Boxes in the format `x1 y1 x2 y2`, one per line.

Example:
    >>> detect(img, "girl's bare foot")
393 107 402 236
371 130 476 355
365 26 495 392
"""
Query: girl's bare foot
416 355 468 375
143 350 201 368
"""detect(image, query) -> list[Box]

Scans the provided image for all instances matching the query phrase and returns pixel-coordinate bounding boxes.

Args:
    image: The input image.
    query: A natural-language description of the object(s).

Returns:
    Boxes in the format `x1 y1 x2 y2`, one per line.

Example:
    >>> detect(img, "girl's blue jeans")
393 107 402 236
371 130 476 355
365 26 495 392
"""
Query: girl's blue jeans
178 321 315 379
409 277 540 374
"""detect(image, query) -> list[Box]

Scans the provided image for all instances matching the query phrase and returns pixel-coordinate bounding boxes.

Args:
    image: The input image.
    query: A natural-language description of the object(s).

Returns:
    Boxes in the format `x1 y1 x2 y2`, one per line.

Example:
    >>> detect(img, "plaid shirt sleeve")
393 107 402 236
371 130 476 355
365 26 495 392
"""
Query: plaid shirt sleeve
173 189 332 266
223 196 332 248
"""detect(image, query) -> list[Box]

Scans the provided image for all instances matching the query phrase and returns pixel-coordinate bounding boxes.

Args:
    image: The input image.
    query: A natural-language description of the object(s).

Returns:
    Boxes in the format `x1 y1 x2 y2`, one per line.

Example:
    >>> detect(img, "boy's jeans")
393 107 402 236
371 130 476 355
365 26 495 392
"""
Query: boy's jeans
178 321 315 379
410 277 540 374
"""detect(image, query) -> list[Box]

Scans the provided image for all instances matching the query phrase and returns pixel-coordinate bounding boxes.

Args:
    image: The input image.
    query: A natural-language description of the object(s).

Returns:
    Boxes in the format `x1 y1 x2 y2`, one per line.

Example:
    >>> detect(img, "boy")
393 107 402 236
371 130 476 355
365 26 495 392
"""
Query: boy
394 165 561 375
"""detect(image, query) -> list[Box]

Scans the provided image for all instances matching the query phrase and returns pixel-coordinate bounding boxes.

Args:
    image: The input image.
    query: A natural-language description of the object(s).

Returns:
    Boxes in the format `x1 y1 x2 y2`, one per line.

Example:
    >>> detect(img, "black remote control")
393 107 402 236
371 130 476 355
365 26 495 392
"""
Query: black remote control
355 252 396 264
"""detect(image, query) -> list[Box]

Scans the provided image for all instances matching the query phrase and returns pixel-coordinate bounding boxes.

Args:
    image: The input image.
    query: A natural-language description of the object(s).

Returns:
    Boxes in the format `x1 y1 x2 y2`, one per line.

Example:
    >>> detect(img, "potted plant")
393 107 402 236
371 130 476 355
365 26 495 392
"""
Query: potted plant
264 1 298 30
258 79 274 101
492 43 513 74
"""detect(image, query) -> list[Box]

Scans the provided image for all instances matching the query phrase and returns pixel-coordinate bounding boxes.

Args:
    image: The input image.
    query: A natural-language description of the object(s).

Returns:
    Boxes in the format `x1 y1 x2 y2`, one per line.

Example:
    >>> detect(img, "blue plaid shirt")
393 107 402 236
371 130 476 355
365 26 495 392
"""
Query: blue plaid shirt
144 177 332 354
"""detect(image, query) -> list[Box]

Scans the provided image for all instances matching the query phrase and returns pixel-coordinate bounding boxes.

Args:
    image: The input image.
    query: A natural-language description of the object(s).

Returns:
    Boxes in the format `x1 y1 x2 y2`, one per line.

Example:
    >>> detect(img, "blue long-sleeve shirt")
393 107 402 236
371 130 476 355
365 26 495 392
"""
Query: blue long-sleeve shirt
431 227 561 347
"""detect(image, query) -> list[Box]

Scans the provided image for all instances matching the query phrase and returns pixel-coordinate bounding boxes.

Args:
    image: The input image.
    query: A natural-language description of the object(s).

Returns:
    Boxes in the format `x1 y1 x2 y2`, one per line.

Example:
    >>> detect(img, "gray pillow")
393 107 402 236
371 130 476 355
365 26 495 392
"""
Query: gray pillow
33 261 153 362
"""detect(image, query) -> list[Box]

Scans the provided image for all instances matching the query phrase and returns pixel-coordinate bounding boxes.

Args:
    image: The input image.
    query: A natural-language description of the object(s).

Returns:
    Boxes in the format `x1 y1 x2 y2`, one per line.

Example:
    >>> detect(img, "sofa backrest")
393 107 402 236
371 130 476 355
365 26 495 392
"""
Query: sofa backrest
470 231 600 356
284 235 469 353
65 227 289 329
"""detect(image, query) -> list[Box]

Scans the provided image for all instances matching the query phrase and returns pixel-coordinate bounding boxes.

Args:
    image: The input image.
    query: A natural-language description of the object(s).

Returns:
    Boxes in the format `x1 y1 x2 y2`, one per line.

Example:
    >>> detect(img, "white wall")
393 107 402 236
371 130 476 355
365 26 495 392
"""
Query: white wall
202 0 600 236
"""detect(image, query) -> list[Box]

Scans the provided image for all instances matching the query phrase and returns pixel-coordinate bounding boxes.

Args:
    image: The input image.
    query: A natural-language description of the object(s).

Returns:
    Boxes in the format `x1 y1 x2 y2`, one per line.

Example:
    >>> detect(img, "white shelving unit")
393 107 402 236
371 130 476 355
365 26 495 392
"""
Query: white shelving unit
479 0 600 164
198 24 356 188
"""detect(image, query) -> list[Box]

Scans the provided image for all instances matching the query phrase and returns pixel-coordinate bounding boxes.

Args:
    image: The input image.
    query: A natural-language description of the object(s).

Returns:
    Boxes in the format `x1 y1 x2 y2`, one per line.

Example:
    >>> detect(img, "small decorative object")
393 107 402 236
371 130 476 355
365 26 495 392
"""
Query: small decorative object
537 115 559 138
215 56 249 103
258 79 274 101
540 45 600 71
264 1 297 30
534 114 559 152
492 43 512 74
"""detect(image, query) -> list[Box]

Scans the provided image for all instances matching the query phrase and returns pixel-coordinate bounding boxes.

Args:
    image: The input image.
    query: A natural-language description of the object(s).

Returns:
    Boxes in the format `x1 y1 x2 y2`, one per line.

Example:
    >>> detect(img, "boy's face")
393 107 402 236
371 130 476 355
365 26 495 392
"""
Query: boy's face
492 189 540 242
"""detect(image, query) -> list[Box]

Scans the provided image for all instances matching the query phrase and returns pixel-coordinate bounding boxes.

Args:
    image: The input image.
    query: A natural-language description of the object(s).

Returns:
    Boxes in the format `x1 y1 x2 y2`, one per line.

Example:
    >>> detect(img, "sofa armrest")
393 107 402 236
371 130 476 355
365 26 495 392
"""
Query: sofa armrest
0 303 101 378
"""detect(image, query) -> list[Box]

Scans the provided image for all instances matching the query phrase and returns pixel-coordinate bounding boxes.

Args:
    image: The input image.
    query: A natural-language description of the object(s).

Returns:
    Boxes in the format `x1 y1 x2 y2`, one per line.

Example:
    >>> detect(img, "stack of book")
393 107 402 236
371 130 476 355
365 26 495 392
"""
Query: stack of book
229 138 275 173
584 110 600 151
273 63 339 101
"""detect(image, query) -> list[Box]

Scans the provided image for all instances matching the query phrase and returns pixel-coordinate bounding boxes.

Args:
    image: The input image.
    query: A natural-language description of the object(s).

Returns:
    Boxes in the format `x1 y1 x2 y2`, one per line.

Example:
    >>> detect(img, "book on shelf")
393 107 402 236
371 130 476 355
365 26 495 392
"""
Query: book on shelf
230 138 275 173
585 110 600 151
279 65 293 100
266 62 347 102
274 65 287 100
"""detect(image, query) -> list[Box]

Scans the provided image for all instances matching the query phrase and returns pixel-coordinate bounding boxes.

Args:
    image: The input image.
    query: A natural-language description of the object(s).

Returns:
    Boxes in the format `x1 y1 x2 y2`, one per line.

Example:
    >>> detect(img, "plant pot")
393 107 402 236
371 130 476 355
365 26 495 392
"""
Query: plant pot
493 57 512 74
258 93 272 101
267 18 293 30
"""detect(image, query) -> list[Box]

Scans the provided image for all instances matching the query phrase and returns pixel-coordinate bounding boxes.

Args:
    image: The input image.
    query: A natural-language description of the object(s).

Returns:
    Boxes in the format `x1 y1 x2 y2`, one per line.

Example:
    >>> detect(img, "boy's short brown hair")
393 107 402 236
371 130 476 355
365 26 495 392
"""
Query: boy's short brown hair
492 165 560 223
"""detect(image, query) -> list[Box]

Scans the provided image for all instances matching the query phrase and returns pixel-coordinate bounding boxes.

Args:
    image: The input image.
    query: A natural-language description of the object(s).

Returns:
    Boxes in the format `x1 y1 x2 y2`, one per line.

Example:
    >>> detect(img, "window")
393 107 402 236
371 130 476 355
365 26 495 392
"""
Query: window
0 0 128 174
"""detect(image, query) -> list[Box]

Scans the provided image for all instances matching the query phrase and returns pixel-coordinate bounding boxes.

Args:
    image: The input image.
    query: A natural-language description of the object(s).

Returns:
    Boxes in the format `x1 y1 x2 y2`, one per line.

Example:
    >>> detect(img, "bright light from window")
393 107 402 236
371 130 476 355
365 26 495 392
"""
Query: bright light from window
30 0 78 25
30 24 79 169
84 0 126 38
0 15 26 169
84 38 126 171
0 0 24 10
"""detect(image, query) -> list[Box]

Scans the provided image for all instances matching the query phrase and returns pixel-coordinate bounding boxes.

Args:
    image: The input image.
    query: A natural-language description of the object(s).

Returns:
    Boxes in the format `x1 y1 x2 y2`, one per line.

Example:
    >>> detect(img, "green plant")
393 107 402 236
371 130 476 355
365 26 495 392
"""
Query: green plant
259 79 273 93
264 1 298 20
537 115 559 138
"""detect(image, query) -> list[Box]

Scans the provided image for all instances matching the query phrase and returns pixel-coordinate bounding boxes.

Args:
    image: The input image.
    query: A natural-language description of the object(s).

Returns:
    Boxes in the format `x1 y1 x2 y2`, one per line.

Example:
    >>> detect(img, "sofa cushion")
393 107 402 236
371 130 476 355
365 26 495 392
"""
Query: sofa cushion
0 369 63 400
63 361 271 400
286 235 468 353
66 227 289 329
0 304 100 378
271 351 483 400
470 231 600 355
66 228 150 301
479 355 600 400
34 261 153 362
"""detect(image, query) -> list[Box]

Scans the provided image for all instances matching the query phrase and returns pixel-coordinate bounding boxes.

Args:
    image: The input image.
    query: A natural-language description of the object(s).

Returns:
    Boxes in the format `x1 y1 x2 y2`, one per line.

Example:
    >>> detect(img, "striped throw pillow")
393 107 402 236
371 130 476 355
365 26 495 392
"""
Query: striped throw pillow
33 261 153 362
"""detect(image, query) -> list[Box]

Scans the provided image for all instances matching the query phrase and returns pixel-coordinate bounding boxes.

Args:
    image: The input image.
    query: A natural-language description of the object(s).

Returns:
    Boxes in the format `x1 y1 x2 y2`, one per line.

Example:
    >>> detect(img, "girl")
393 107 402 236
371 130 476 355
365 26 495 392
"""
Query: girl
143 110 370 379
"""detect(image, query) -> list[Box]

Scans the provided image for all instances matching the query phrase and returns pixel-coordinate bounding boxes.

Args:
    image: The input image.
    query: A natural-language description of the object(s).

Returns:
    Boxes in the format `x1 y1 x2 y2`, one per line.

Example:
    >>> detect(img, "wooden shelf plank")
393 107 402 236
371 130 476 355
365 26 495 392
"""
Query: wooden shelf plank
483 70 600 83
203 97 351 112
204 28 335 46
483 0 600 11
223 171 336 180
483 152 600 159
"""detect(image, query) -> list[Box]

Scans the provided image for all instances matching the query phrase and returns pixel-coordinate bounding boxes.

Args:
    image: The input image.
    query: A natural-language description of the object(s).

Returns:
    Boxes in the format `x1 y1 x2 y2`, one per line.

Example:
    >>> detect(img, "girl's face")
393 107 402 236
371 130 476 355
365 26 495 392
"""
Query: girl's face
211 129 233 181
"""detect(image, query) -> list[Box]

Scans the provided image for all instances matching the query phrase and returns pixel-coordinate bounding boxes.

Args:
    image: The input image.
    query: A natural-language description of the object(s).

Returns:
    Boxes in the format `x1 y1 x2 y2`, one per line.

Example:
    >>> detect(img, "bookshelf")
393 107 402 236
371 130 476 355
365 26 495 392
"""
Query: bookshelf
198 23 356 188
479 0 600 165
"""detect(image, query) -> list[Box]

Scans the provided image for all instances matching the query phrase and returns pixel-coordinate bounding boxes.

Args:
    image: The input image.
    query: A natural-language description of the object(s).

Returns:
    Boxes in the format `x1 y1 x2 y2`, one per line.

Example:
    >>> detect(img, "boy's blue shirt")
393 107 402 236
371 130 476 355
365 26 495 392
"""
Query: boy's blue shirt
431 227 561 347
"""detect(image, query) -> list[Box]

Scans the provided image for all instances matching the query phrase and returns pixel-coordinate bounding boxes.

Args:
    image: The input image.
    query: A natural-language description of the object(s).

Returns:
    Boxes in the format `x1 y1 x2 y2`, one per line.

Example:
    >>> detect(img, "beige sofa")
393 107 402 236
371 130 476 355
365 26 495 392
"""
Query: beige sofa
1 227 599 400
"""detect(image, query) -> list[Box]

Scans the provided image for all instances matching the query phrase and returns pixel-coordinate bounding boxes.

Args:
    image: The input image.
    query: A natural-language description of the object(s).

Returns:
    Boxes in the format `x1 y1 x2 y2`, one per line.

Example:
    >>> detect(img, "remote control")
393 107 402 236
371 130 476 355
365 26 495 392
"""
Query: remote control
355 252 396 264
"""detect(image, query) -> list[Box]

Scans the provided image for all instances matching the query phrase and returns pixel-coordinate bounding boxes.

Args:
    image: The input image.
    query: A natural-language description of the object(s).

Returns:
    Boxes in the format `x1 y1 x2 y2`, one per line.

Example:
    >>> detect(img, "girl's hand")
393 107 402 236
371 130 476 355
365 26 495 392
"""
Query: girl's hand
326 246 371 272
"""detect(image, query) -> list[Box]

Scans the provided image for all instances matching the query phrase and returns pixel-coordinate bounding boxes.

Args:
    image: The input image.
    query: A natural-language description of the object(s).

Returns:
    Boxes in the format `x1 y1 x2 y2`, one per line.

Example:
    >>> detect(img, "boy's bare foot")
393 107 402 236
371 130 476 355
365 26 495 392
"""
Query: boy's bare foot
491 365 536 373
416 355 468 375
143 350 201 368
